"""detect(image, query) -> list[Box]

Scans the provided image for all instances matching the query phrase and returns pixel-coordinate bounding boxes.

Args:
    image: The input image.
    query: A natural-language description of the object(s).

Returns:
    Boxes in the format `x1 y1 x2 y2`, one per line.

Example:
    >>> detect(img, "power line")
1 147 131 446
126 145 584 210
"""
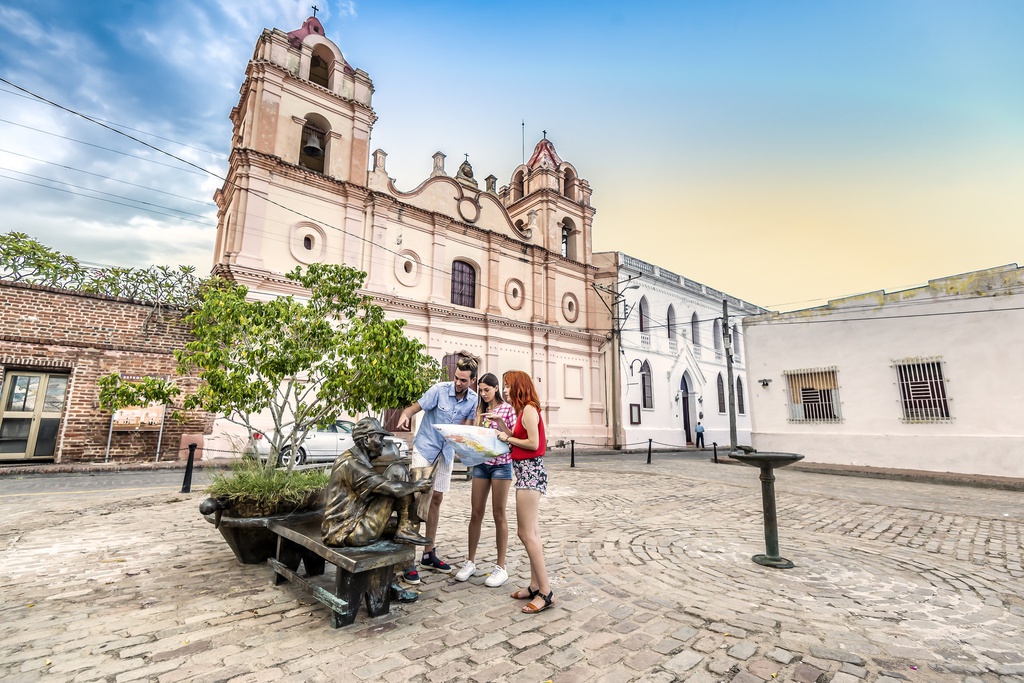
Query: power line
0 86 227 158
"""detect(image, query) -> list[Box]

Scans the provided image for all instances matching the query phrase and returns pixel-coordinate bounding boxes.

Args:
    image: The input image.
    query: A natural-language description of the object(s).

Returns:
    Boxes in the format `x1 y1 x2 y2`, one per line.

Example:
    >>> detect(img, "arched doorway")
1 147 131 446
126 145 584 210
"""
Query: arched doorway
680 374 693 444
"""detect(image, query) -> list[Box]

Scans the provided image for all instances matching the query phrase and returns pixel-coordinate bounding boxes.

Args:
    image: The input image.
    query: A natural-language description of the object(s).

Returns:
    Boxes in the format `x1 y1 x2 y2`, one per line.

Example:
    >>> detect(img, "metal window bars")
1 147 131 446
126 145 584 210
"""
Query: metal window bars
894 358 950 422
784 367 842 422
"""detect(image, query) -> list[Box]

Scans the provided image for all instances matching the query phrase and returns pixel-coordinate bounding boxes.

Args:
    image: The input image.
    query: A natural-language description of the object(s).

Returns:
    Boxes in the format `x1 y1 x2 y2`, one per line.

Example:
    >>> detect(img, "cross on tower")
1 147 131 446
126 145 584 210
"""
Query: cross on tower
464 153 469 162
311 5 319 17
543 130 547 140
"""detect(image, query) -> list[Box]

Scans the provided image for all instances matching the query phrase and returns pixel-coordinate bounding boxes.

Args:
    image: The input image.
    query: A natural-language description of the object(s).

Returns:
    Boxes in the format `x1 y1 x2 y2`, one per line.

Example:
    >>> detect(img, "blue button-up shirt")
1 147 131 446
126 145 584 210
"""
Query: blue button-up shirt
413 381 479 464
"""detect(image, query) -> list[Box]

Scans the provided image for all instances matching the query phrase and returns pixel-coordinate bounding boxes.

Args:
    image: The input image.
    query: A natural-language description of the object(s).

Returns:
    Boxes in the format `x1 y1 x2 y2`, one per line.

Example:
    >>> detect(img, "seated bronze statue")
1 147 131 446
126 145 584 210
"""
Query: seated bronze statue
322 417 433 548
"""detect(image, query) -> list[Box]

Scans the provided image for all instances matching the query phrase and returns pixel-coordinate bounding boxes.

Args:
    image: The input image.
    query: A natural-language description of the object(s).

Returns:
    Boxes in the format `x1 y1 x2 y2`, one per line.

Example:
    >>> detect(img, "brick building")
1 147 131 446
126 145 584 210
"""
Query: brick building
0 281 213 464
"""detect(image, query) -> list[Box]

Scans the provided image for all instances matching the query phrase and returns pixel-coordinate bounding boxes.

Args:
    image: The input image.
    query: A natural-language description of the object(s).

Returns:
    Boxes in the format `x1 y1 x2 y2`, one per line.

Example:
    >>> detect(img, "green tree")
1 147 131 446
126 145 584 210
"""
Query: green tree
0 231 86 286
176 263 444 467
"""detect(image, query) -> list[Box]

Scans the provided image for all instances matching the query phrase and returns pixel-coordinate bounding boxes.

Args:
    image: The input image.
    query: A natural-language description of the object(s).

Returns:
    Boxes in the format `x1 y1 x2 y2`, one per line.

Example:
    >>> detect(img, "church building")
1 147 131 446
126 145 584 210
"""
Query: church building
211 16 610 443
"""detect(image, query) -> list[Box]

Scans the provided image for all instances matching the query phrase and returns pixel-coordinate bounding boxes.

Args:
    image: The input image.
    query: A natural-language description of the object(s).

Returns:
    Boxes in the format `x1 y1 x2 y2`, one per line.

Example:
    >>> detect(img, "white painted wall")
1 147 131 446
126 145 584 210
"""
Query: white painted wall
744 265 1024 478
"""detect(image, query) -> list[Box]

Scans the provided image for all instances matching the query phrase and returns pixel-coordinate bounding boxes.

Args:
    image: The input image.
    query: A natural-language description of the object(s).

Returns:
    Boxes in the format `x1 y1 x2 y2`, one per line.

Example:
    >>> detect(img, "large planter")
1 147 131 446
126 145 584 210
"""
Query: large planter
200 488 326 565
202 509 323 564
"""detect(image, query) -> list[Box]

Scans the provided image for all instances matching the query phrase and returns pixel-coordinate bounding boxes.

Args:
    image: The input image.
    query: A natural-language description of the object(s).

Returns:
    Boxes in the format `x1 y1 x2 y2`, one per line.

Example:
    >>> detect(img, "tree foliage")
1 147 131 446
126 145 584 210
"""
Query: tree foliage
0 231 204 308
97 373 182 420
0 231 86 287
176 263 445 466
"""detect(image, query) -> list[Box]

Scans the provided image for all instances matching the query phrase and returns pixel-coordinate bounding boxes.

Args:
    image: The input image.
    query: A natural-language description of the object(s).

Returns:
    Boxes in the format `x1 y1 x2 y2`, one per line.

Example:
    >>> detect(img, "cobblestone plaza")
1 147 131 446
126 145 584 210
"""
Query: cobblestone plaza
2 454 1022 682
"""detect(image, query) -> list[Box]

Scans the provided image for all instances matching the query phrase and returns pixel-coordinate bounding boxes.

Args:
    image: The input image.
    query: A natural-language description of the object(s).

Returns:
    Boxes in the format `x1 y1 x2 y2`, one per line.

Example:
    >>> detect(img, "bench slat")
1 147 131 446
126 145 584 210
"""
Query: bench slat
268 558 350 613
268 518 414 573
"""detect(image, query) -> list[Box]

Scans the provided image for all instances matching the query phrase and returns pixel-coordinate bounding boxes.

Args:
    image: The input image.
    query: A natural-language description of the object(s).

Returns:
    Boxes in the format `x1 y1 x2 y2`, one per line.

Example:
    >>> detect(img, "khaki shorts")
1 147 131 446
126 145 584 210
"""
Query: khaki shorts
411 448 454 494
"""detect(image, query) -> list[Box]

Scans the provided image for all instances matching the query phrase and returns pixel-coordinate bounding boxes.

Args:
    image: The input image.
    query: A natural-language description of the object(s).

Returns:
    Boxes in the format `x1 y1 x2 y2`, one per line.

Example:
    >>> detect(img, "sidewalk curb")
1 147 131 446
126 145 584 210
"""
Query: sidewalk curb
0 458 235 477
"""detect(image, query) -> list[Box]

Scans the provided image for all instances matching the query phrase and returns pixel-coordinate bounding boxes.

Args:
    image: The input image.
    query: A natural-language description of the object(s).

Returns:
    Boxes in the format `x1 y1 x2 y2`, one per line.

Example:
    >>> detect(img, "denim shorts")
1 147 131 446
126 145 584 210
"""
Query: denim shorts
472 462 513 480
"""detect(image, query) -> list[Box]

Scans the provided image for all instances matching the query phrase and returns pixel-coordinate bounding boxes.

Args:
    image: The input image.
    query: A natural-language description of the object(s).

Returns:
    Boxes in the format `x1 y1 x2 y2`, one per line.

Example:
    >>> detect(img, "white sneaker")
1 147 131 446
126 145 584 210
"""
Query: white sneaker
454 560 476 582
484 565 508 587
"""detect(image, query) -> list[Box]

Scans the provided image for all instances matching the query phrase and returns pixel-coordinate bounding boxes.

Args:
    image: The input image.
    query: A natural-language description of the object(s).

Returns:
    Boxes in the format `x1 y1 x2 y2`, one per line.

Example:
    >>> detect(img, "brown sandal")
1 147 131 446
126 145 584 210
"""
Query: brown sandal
511 587 539 600
521 591 554 614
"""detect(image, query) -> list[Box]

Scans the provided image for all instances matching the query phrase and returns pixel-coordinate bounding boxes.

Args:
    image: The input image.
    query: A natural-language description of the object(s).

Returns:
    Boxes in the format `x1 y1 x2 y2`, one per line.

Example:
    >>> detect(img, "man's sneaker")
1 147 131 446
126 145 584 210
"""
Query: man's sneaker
403 568 421 585
420 551 452 573
454 560 476 582
484 565 508 587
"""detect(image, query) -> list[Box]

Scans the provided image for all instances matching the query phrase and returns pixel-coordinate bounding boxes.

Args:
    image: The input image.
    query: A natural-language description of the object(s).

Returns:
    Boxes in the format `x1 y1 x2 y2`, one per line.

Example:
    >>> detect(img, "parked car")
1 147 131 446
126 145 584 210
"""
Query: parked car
249 419 409 466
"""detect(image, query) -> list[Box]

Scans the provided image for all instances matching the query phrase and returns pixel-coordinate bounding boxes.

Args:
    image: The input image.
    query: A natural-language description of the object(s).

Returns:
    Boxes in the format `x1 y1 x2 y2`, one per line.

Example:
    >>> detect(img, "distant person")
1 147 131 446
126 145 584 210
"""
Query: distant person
694 422 705 448
395 354 479 583
492 370 554 614
454 373 517 588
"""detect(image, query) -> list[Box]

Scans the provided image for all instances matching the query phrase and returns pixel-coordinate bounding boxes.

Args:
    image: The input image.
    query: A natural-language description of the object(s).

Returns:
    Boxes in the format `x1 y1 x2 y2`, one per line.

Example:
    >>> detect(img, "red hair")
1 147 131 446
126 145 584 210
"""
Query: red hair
502 370 540 415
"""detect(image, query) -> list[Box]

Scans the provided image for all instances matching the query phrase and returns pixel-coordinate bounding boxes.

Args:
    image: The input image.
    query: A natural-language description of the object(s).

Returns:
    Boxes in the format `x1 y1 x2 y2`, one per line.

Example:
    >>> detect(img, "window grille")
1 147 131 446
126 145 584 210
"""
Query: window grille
894 359 950 422
450 261 476 308
784 367 842 422
717 373 726 414
640 361 654 409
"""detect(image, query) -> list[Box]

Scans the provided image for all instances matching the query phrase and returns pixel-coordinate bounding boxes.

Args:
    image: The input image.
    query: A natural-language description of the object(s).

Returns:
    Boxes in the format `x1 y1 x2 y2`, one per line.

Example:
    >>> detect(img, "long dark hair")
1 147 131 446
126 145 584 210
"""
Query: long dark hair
475 373 505 424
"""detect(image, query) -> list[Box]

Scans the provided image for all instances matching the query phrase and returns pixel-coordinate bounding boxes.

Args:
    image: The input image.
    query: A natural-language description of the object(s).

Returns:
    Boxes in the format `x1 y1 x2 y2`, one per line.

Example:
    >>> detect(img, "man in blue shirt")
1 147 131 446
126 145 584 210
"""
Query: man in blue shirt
396 355 479 582
695 421 705 448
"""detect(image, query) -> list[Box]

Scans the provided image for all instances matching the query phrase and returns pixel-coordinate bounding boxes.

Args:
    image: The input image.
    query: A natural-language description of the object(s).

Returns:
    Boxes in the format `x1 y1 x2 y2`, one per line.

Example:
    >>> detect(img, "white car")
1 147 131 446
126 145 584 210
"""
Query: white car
251 419 409 466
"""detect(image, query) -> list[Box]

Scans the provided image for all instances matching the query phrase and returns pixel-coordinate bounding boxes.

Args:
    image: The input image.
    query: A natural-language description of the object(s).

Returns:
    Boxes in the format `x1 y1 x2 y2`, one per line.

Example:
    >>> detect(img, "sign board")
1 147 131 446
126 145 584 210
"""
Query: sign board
111 405 166 431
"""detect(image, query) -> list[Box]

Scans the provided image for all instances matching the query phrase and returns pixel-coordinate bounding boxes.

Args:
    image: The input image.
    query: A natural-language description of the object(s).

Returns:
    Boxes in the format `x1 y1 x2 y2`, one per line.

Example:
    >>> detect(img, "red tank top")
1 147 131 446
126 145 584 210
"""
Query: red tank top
510 407 545 460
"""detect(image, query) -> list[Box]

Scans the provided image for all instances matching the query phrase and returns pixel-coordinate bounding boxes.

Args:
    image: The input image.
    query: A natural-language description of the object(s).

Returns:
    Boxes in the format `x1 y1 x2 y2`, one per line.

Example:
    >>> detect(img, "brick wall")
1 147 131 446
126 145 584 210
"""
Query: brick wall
0 281 215 463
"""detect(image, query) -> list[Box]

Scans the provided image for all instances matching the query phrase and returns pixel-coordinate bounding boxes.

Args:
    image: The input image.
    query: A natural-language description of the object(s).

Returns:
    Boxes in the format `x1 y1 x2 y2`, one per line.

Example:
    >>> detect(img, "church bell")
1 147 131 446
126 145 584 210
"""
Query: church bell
302 133 323 158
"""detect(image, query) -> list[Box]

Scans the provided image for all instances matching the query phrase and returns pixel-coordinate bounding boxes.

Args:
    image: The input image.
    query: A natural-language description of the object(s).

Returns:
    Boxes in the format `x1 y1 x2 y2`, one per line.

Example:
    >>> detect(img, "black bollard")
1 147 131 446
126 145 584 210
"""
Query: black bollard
646 438 652 464
712 442 718 463
181 443 197 493
570 440 576 468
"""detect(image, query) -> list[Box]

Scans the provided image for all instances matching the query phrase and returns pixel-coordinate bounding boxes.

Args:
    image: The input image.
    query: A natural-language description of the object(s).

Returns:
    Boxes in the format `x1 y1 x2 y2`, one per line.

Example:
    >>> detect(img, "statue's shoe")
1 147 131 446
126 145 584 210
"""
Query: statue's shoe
390 584 419 603
394 530 432 546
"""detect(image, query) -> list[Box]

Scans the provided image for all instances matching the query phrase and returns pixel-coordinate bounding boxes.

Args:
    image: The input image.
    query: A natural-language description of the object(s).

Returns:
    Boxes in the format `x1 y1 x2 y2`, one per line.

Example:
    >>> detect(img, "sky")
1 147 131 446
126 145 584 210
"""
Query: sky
1 0 1022 311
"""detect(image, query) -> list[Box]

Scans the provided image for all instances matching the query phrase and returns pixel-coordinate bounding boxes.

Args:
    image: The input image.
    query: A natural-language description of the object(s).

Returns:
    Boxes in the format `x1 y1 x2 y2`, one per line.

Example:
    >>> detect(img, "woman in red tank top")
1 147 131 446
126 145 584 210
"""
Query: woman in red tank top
494 370 553 614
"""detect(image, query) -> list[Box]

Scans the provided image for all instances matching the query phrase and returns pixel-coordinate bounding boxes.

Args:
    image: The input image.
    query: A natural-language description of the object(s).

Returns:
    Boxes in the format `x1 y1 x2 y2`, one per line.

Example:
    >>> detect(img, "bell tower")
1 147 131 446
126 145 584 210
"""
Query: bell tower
499 136 595 264
212 15 376 281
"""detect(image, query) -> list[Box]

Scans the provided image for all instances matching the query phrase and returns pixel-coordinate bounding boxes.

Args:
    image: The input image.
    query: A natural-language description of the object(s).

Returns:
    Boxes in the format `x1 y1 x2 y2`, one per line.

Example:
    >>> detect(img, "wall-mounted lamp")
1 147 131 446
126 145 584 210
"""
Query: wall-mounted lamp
759 378 772 388
628 359 644 376
697 395 703 404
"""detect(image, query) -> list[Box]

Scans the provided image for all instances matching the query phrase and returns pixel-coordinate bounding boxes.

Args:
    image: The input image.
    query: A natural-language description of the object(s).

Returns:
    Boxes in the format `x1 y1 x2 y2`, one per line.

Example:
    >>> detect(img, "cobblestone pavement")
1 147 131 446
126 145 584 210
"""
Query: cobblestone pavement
1 455 1022 683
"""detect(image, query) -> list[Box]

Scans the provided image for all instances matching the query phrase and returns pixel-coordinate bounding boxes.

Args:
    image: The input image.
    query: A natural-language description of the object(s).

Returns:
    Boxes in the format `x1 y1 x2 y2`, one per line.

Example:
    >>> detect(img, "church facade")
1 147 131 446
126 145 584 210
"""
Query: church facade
211 17 609 443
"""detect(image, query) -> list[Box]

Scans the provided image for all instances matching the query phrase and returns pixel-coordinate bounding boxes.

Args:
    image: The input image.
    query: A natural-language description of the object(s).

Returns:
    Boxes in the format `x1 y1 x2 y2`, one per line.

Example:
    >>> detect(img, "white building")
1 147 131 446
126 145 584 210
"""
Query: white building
743 264 1024 478
593 252 765 450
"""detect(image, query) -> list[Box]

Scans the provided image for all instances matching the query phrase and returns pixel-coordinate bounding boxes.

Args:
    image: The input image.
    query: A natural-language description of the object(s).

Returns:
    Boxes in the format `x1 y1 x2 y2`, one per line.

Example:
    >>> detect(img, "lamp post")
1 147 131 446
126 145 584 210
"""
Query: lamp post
593 276 640 450
723 299 738 450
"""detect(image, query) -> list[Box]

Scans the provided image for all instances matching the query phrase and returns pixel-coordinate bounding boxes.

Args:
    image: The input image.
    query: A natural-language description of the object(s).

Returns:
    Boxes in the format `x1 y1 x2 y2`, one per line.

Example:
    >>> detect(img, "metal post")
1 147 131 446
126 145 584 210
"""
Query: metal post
723 299 738 450
570 439 576 468
646 438 652 464
753 463 793 568
712 442 718 463
154 406 166 463
103 415 114 463
181 443 197 493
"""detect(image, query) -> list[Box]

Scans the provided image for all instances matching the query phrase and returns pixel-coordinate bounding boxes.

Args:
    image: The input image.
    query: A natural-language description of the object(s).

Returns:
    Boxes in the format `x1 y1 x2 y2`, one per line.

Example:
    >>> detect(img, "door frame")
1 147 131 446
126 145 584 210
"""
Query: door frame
0 370 70 461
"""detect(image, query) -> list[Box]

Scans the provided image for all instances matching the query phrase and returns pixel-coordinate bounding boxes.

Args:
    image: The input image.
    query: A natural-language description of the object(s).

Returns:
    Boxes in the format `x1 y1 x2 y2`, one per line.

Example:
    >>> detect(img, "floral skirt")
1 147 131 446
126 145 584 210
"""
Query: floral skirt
512 457 547 495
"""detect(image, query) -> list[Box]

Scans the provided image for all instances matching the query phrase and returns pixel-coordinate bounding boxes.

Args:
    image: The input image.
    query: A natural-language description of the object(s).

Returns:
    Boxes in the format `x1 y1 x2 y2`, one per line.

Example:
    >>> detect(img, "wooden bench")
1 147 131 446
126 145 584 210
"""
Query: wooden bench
267 516 415 628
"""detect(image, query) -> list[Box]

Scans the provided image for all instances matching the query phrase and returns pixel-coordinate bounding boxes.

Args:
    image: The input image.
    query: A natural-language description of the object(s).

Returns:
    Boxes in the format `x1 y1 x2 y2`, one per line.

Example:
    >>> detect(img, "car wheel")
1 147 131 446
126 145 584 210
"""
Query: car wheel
277 448 292 466
294 448 307 466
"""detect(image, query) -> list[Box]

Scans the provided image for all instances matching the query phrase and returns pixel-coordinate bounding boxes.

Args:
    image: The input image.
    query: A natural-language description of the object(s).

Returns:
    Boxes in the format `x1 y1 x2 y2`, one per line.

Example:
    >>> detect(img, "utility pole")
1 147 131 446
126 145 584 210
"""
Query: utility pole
723 299 738 450
594 276 640 450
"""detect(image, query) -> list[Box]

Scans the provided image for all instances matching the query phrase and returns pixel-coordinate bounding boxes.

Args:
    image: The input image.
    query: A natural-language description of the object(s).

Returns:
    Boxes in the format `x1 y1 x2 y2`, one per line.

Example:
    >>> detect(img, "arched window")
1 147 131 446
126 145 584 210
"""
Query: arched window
512 171 524 201
733 325 741 361
713 320 722 353
638 296 650 332
717 373 726 414
691 312 701 347
450 260 476 308
560 217 576 260
561 227 569 258
736 377 745 415
309 54 330 88
666 305 676 339
641 360 654 409
563 168 576 201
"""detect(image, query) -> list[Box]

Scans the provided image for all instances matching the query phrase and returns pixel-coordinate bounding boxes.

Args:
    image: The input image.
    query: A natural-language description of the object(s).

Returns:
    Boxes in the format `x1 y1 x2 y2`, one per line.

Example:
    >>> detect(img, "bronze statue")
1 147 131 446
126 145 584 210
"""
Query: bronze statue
322 417 433 548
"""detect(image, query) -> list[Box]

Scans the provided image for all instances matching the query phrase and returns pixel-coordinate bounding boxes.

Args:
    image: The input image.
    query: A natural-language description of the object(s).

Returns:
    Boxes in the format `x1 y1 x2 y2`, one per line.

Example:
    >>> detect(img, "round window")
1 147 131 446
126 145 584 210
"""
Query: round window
561 292 580 323
505 279 525 310
303 235 313 250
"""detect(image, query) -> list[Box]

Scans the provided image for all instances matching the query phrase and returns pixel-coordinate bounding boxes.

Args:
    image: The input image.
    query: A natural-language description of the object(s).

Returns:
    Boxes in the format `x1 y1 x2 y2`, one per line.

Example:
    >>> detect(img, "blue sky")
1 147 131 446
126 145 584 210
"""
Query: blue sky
1 0 1022 309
